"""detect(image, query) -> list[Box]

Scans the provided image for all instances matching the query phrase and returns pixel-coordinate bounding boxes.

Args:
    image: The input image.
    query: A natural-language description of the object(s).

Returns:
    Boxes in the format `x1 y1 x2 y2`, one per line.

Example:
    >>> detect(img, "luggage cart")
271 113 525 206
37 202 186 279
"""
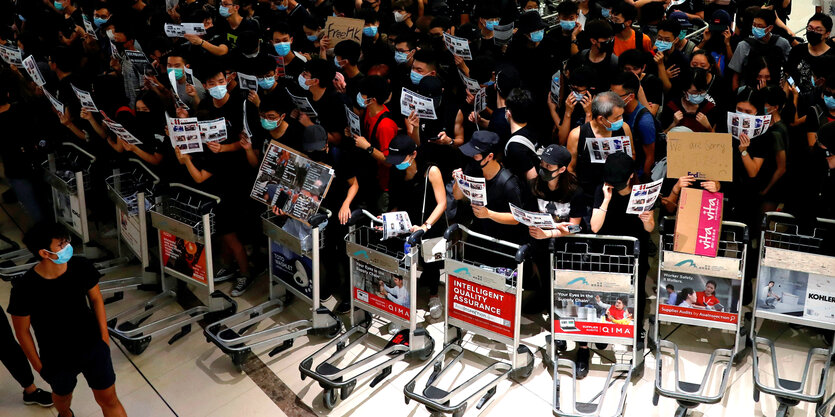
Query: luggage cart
403 223 535 417
299 209 435 410
551 234 643 417
99 159 161 303
106 183 237 355
204 209 342 366
651 217 749 417
751 212 835 417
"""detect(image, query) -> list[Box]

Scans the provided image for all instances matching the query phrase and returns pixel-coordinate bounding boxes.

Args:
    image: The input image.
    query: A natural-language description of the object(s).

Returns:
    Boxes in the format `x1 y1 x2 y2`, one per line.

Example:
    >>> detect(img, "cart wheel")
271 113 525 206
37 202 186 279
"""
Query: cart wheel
125 337 151 355
452 407 466 417
416 336 435 361
325 319 343 339
732 347 750 366
753 387 760 402
282 290 295 306
631 363 645 381
511 345 534 380
652 390 659 406
322 388 338 410
230 351 250 367
360 311 373 329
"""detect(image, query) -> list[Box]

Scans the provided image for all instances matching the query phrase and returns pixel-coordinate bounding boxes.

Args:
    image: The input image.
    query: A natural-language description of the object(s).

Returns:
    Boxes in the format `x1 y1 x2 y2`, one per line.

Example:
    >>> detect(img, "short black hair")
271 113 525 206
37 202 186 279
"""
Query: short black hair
688 69 708 91
568 66 595 89
556 0 578 17
585 19 614 40
762 85 786 109
305 58 335 87
334 40 361 65
736 88 765 114
475 4 500 20
612 1 637 23
809 12 833 33
666 284 675 291
394 32 417 50
333 0 355 16
754 8 776 27
619 49 646 70
506 89 534 124
360 75 390 103
412 49 437 71
271 21 293 37
657 18 681 37
49 47 76 73
611 71 640 95
705 280 717 288
24 222 70 258
355 8 380 24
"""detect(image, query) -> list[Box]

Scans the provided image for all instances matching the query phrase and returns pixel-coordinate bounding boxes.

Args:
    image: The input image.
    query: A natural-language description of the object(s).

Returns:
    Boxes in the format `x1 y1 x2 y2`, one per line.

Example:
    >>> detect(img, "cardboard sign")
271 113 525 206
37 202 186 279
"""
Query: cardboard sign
666 132 732 182
674 188 723 257
448 274 516 339
325 16 364 44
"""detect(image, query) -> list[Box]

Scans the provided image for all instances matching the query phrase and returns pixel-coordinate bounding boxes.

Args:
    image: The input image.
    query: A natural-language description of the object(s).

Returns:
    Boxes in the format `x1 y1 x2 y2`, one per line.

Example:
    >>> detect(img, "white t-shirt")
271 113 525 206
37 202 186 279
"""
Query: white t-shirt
814 0 835 19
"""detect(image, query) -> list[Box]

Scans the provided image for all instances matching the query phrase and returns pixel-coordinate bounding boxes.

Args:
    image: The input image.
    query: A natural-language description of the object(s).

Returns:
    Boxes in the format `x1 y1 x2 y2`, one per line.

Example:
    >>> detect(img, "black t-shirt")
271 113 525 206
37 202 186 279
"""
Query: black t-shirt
472 167 527 244
593 185 647 240
787 45 835 96
640 74 663 107
504 126 539 180
8 258 102 363
0 103 38 178
525 182 588 223
748 120 788 192
310 89 348 136
218 18 261 51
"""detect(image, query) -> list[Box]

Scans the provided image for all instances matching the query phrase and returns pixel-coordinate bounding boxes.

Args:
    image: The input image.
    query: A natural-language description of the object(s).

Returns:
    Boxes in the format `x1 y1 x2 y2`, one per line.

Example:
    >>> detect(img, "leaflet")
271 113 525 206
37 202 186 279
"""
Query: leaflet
443 33 472 60
626 178 663 214
474 87 487 113
166 114 202 154
124 50 156 76
550 71 560 103
72 84 99 112
0 44 23 66
586 136 633 163
22 55 45 86
237 72 258 91
103 119 142 145
458 70 481 94
242 100 252 139
164 23 207 37
726 111 772 140
285 88 318 118
345 105 361 137
44 89 64 114
198 118 227 143
509 203 557 230
400 87 436 120
381 211 412 240
452 168 487 207
82 15 98 40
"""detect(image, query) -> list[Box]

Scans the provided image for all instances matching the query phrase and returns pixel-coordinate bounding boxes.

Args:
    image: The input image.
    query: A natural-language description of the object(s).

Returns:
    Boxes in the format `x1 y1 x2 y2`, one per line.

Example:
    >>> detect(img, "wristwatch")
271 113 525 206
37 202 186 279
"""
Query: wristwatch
366 145 374 155
423 222 432 230
741 150 748 157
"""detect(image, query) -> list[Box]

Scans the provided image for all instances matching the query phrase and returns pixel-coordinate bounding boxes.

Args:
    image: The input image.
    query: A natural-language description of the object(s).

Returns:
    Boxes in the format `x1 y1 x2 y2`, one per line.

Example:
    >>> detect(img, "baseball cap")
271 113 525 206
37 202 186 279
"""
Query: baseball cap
459 130 500 157
540 144 572 167
603 151 635 191
385 134 417 165
669 11 693 28
518 10 547 34
302 124 328 152
709 10 731 31
417 76 443 99
495 66 520 97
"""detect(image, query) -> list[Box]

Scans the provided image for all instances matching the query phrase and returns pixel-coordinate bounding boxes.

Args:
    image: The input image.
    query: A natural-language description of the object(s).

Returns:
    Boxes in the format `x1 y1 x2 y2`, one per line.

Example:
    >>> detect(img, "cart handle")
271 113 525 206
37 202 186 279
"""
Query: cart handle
309 211 329 227
515 243 531 263
406 229 425 245
444 223 521 250
60 141 97 162
443 223 460 240
346 208 382 226
661 217 750 244
167 183 221 203
127 158 161 184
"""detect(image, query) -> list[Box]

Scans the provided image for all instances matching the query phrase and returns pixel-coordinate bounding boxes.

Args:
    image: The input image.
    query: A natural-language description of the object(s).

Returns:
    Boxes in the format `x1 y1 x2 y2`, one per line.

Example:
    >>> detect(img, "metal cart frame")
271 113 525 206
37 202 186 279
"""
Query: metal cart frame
550 234 642 417
651 218 749 417
106 183 236 355
751 212 835 417
403 223 534 417
204 209 341 366
299 209 435 410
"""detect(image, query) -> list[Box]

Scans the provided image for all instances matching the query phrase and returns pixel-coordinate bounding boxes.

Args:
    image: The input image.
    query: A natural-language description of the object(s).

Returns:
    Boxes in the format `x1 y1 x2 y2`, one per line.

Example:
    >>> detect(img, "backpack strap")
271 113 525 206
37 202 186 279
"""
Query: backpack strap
505 135 537 155
369 111 393 149
493 167 514 194
634 29 643 52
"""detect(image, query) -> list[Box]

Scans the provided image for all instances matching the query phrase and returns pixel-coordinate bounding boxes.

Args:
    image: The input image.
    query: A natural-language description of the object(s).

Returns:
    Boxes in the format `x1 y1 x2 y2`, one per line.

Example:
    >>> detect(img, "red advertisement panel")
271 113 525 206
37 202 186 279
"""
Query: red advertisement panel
354 287 409 320
659 304 737 323
352 259 410 321
448 275 516 339
160 231 207 284
554 320 634 338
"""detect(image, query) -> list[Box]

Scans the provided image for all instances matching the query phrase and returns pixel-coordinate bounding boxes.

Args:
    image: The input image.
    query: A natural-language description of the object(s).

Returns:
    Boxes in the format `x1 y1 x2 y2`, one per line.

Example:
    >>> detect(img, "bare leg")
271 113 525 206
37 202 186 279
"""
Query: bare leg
223 233 249 276
93 385 127 417
23 384 36 394
53 393 73 417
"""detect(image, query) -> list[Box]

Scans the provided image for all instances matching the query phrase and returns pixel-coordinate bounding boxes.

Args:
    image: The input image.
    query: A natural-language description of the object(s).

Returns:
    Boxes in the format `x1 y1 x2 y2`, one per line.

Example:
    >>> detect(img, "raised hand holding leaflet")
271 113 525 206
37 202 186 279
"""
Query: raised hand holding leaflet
550 71 561 103
382 211 413 240
726 111 771 140
72 84 99 112
443 33 472 60
452 169 487 206
198 118 227 143
237 72 258 91
165 114 203 154
242 100 252 139
345 105 361 137
44 89 64 115
586 136 633 163
400 88 437 120
0 44 23 66
625 178 663 214
285 88 318 118
82 15 98 39
509 203 557 229
23 56 45 86
103 119 142 145
458 70 481 94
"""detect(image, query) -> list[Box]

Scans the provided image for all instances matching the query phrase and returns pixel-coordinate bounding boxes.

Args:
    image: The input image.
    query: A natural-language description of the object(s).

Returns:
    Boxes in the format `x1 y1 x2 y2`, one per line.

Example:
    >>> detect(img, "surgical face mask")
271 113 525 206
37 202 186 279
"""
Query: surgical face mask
559 20 576 31
208 84 227 99
751 26 767 40
538 166 559 181
219 5 232 18
356 92 368 108
273 41 291 56
601 8 611 18
529 30 544 43
410 70 424 85
485 20 498 31
260 117 278 130
394 11 406 23
298 74 310 90
363 25 378 37
394 50 409 64
276 1 287 11
94 17 109 27
825 94 835 110
167 67 185 80
395 160 411 170
483 80 495 87
687 92 706 105
46 244 73 264
54 1 64 11
605 117 623 131
333 56 341 68
306 34 318 42
257 76 275 89
572 91 585 102
655 40 673 52
106 29 116 41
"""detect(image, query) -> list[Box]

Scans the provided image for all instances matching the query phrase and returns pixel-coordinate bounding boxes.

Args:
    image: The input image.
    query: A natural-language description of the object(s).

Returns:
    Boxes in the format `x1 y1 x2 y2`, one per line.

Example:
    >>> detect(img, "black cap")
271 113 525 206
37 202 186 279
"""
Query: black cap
385 134 417 165
302 125 328 151
709 10 731 31
417 76 443 99
459 130 500 157
669 11 693 28
518 10 547 34
603 151 635 191
495 66 520 97
540 144 572 167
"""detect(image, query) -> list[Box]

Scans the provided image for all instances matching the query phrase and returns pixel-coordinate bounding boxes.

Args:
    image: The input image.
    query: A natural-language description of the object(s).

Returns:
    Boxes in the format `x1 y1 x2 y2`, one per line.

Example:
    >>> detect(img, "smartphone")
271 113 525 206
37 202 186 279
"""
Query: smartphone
786 76 800 93
567 224 582 234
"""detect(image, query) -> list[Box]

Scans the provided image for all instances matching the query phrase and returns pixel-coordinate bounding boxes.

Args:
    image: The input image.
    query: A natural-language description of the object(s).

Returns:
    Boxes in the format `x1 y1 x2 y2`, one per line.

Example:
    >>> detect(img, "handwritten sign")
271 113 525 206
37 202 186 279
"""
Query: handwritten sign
666 132 732 182
325 16 364 44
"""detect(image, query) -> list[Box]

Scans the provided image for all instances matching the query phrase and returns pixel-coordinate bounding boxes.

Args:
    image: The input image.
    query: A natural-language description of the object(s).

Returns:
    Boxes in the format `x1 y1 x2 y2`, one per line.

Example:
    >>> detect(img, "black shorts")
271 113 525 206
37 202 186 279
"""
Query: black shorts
41 340 116 396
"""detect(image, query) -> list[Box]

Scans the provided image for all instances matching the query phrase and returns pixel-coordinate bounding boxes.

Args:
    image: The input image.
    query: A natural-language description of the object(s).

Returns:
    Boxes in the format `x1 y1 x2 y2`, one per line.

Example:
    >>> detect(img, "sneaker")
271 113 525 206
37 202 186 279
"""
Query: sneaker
214 265 239 284
23 388 53 407
230 275 255 297
388 322 401 335
428 296 443 320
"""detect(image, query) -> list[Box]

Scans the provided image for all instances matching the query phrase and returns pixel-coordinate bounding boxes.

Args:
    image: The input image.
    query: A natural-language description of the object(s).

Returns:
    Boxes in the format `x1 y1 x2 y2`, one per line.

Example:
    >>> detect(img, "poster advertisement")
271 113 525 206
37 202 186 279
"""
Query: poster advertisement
345 105 361 137
160 230 207 285
198 118 228 143
757 247 835 325
657 251 741 325
553 271 635 339
55 190 83 237
285 88 318 119
400 88 437 120
586 136 633 163
166 115 203 153
270 240 313 300
626 178 663 214
353 259 409 321
452 168 487 206
447 274 516 339
119 210 143 258
250 140 334 222
509 203 556 229
381 211 412 240
726 111 771 140
443 33 472 60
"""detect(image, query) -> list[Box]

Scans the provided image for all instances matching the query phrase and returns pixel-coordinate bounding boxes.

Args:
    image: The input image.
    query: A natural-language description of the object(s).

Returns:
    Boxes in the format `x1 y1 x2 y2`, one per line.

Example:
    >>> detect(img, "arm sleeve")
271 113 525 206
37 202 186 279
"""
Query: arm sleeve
7 282 31 317
75 258 103 290
637 112 656 145
727 43 749 73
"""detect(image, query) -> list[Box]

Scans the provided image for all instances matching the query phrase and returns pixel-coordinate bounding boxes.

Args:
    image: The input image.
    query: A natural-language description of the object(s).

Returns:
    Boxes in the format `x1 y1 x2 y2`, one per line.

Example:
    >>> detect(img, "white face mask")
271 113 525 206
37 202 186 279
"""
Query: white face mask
106 29 116 40
394 11 406 23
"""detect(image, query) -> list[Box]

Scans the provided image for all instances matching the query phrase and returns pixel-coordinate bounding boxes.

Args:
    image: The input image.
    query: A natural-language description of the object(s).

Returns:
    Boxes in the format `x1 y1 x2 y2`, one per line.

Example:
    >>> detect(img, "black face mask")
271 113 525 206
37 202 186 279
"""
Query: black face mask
808 31 824 46
610 22 625 33
599 39 614 52
538 166 559 181
307 150 328 163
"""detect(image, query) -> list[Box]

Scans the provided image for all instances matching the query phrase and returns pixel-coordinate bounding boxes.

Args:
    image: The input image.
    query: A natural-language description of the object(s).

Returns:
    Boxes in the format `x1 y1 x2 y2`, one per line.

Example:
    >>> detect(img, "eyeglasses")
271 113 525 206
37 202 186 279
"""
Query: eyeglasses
807 26 827 35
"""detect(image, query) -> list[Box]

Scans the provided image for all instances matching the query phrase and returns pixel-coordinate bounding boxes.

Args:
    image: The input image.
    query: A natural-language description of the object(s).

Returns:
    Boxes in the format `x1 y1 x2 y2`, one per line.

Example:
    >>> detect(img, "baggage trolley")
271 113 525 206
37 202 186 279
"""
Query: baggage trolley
651 217 749 416
403 223 535 417
299 209 435 410
106 183 237 355
99 158 161 303
551 234 643 417
751 212 835 417
204 209 342 367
